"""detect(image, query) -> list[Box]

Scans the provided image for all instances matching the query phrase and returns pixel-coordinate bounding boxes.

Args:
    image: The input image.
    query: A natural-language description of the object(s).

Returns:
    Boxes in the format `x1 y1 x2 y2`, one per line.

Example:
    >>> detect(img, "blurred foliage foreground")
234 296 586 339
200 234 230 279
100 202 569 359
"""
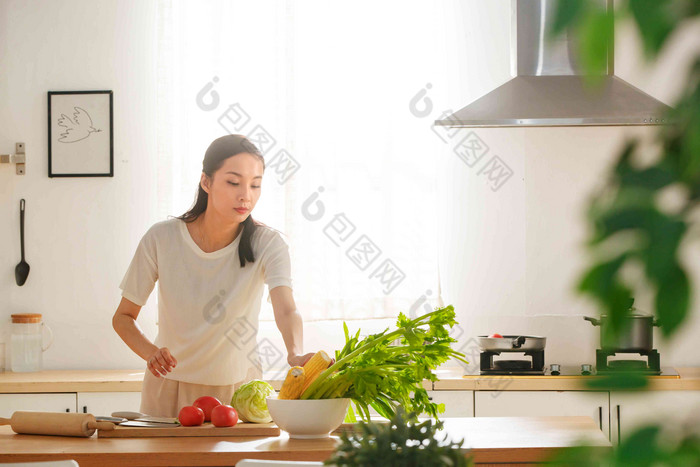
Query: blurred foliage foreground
550 1 700 465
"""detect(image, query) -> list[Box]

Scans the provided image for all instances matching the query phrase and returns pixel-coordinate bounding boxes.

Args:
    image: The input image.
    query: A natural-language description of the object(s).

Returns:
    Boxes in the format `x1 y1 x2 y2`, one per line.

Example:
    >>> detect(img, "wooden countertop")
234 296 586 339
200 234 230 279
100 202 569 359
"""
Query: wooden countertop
0 369 430 393
0 416 610 466
1 367 697 393
433 367 700 391
0 369 146 393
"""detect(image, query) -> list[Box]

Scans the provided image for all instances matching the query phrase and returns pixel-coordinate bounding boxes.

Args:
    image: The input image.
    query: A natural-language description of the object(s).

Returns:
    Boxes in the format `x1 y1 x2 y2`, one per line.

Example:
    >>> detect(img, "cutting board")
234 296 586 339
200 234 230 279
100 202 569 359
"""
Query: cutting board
98 421 280 438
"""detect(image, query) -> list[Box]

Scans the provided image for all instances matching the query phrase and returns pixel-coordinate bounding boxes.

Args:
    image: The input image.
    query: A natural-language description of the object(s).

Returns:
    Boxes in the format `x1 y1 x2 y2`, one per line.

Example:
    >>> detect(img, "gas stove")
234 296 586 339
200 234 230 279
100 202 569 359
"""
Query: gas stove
480 349 546 375
477 333 674 376
544 364 678 377
595 348 661 374
479 346 678 377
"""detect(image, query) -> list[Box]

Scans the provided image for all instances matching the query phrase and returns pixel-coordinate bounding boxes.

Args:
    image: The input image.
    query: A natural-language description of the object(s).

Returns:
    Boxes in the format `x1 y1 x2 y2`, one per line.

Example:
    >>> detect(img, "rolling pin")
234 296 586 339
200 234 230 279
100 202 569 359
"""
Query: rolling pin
0 411 115 437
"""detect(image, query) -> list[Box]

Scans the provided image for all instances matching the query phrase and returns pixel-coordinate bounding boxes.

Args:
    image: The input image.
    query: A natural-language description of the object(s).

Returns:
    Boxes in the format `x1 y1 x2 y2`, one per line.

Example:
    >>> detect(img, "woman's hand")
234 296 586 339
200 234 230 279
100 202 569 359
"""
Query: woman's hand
287 352 335 368
147 347 177 378
287 352 315 368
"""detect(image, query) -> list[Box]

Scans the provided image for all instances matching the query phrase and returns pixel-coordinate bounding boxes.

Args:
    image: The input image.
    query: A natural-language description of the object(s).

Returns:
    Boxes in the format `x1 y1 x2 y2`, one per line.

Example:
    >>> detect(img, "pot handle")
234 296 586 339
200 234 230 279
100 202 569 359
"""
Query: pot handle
512 336 526 349
584 316 601 326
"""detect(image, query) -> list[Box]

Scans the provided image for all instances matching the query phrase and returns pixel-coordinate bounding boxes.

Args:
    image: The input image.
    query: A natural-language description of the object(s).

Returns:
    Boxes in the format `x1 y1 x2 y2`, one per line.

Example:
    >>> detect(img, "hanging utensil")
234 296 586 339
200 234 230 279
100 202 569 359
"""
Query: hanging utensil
15 199 30 286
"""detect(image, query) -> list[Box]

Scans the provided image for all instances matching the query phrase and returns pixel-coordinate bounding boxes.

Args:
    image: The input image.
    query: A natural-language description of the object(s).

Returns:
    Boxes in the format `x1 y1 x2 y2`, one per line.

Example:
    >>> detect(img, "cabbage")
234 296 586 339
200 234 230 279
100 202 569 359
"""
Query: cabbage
231 379 275 423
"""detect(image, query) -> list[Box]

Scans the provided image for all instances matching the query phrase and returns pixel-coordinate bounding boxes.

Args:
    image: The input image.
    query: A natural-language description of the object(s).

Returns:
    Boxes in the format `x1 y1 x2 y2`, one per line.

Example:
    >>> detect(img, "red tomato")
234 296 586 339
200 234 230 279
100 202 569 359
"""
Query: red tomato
488 333 504 338
178 405 205 426
211 404 239 427
192 396 222 422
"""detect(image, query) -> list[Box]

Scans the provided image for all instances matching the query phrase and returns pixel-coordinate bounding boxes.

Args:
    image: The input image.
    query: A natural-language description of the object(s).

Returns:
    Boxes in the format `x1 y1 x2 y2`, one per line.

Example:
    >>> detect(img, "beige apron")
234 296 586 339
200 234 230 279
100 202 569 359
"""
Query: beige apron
139 365 263 418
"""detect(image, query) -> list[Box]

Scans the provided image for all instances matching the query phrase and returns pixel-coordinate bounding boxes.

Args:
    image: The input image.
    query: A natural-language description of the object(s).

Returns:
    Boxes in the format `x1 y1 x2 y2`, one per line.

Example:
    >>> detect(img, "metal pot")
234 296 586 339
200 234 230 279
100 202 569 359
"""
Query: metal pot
477 335 546 352
584 314 660 351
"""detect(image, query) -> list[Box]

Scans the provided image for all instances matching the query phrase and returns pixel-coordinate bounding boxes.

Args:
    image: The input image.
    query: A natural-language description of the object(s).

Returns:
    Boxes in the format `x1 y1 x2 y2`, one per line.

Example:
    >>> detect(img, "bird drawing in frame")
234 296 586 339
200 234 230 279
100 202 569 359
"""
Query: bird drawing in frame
57 106 101 143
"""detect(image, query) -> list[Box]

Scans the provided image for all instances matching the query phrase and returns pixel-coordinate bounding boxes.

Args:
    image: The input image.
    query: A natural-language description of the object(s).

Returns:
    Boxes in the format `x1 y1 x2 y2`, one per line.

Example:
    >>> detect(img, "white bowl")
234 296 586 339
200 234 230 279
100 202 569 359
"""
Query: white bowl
266 396 350 439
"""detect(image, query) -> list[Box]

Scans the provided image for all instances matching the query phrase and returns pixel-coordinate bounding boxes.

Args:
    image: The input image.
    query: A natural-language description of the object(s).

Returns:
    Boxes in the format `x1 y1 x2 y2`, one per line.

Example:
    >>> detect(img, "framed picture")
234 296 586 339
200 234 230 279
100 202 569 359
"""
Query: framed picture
48 90 113 177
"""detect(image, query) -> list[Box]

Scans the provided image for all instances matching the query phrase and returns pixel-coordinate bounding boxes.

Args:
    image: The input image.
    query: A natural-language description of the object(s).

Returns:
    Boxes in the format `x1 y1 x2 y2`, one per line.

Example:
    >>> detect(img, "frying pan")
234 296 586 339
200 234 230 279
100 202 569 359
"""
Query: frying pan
477 335 546 352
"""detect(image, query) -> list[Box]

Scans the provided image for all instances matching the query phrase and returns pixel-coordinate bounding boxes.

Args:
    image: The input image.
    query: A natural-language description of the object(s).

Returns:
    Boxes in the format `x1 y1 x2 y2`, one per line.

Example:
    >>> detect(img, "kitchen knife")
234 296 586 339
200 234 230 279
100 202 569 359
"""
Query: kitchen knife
132 418 180 425
118 420 181 428
95 416 128 423
111 411 180 424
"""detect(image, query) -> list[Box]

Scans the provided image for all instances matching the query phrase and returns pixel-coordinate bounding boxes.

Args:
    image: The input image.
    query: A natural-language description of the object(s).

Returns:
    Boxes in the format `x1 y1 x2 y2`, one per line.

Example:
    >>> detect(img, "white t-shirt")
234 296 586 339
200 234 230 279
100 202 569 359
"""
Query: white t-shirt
119 218 293 386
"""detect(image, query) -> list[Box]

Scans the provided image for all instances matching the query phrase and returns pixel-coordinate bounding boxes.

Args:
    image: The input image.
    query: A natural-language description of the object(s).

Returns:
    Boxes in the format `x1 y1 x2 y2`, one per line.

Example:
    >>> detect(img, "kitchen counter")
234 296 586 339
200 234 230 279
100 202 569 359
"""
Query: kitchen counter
0 416 610 466
1 368 698 393
0 369 146 393
1 368 697 393
0 369 432 393
434 367 700 391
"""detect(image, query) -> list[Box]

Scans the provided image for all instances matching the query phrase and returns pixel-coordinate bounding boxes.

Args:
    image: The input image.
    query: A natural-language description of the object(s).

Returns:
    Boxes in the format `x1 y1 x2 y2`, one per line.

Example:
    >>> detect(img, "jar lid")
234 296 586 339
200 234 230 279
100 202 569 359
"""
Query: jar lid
11 313 42 323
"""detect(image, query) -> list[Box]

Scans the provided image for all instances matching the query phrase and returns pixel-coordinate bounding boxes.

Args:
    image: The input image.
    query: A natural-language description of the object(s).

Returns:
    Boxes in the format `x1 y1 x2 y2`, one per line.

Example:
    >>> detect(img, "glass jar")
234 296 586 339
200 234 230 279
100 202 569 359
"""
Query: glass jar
10 313 53 372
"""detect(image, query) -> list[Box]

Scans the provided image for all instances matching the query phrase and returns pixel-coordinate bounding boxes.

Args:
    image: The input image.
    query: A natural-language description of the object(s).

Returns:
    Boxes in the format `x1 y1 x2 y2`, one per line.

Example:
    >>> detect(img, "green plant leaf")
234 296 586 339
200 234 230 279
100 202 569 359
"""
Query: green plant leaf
655 264 690 336
643 214 685 281
607 287 638 339
344 404 357 423
585 372 649 391
546 444 608 466
616 425 661 463
618 165 677 191
325 408 472 467
670 60 700 187
629 0 677 58
553 2 700 463
593 206 656 244
550 0 587 36
578 255 627 296
578 8 614 85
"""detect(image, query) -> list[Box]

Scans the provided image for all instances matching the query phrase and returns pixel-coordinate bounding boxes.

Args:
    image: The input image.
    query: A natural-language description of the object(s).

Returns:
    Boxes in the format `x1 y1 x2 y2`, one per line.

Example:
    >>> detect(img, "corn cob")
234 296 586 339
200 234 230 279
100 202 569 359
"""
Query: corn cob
278 366 306 399
301 350 333 394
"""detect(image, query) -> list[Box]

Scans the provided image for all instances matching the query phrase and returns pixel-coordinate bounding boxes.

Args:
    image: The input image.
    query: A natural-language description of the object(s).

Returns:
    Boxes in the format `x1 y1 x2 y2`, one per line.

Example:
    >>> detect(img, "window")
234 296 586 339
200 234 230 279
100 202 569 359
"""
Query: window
155 0 470 322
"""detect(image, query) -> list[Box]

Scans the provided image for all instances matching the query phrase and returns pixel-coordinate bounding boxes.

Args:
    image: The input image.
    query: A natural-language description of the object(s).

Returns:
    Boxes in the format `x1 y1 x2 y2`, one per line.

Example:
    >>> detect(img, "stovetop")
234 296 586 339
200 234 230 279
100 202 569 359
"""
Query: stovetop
479 365 679 377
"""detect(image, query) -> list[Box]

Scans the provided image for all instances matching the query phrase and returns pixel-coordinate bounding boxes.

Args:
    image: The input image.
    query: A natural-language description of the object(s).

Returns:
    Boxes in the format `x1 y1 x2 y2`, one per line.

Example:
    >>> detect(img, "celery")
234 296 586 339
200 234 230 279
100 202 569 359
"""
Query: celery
300 306 468 421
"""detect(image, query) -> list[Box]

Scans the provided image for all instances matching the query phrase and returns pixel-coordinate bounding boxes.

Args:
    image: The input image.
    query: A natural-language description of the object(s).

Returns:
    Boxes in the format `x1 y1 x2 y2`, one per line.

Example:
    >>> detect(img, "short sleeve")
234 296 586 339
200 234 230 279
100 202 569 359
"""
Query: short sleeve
262 231 293 292
119 227 159 306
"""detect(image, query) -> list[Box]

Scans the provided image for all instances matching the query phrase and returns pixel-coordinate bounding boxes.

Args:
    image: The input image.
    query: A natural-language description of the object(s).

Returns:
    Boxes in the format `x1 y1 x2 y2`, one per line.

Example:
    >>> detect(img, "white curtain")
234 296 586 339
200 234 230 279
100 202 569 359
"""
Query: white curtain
155 0 464 322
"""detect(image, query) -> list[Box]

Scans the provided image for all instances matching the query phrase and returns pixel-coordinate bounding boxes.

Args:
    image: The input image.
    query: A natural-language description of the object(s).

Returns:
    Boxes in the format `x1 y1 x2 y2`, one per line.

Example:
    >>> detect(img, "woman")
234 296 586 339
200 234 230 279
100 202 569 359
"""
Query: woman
112 134 314 417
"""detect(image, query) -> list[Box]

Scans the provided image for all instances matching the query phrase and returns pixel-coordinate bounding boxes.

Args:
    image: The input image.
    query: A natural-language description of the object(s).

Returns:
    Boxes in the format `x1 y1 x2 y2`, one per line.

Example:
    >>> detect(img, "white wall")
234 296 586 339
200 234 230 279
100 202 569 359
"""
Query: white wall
437 14 700 371
1 1 698 374
0 0 161 370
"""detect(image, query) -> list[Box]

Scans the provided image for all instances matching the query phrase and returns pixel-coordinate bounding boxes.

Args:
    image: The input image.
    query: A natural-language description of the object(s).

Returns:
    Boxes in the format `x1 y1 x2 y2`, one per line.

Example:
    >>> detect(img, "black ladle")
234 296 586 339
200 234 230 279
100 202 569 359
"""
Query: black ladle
15 199 30 286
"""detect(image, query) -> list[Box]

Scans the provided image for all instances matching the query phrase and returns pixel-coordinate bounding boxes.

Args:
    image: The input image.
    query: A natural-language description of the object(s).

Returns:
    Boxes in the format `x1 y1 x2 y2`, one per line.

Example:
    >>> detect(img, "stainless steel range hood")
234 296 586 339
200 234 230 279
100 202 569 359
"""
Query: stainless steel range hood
435 0 672 128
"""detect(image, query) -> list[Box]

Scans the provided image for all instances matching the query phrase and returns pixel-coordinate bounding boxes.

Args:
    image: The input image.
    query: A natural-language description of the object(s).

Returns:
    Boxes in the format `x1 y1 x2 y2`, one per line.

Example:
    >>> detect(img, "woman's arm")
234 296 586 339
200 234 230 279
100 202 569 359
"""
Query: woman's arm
270 286 314 367
112 296 177 377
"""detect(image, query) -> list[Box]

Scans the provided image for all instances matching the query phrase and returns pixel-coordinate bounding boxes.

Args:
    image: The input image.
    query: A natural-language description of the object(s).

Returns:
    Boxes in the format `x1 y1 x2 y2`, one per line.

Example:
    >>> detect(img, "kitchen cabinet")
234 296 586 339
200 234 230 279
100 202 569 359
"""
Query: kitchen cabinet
0 393 77 417
475 391 610 439
0 391 141 419
77 392 141 416
428 390 474 417
610 391 700 445
359 391 474 419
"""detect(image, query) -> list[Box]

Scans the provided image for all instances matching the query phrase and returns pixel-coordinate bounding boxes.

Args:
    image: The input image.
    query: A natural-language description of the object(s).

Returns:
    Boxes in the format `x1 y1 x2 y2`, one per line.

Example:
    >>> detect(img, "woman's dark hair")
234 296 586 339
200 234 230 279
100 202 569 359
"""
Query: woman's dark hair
173 134 266 267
